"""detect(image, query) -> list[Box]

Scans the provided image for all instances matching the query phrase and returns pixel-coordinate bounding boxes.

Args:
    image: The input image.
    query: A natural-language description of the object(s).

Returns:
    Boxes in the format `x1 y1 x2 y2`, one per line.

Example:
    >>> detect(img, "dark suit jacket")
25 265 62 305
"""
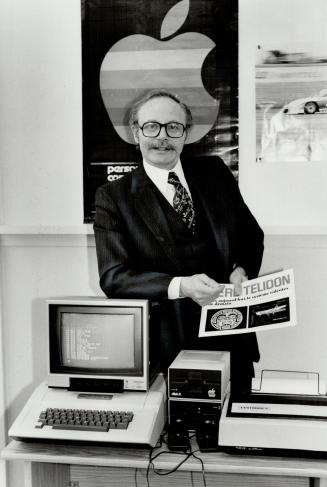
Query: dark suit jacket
94 156 264 390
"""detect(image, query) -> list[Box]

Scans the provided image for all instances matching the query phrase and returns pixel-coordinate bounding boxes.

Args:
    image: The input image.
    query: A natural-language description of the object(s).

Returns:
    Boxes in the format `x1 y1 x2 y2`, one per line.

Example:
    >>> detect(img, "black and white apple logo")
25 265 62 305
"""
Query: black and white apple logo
100 0 219 145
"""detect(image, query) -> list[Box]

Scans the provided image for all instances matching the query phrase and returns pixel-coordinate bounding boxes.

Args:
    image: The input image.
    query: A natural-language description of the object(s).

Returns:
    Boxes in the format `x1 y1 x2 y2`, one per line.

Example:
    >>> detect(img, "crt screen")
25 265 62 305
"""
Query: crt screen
61 313 135 369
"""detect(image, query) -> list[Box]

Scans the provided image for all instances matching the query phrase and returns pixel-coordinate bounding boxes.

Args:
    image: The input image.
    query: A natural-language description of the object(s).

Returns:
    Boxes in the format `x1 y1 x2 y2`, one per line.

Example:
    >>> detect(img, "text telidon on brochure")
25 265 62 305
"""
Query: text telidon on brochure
199 269 296 337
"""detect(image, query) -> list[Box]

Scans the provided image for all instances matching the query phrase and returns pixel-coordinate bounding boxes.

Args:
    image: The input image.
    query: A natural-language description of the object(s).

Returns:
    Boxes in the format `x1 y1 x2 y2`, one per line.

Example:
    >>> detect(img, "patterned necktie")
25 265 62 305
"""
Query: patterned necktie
168 171 196 234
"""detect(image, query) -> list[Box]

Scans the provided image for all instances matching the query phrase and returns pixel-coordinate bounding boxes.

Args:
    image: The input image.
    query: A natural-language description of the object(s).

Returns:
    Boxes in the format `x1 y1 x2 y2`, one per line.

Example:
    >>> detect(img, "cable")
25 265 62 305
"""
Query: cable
146 438 191 485
152 451 193 475
190 450 207 487
145 432 208 487
146 429 168 486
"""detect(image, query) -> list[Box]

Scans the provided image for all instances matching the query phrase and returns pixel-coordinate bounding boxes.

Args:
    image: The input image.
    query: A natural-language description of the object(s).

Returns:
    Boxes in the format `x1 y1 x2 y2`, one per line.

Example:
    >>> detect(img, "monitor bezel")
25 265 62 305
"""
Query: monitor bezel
47 298 150 390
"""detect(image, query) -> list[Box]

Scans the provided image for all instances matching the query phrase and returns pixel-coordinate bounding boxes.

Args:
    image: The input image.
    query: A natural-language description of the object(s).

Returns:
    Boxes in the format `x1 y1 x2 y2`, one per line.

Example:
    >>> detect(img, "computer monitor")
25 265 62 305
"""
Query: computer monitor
47 297 159 392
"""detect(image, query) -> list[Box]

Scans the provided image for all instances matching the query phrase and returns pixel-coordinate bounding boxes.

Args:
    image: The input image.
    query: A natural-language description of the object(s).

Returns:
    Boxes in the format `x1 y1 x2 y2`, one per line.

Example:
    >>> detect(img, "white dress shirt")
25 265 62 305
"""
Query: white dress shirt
143 159 192 206
143 159 191 299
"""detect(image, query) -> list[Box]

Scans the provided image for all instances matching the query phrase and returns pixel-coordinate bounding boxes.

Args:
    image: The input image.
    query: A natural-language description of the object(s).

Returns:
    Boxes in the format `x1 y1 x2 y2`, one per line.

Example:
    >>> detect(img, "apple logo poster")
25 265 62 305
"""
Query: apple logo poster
82 0 238 222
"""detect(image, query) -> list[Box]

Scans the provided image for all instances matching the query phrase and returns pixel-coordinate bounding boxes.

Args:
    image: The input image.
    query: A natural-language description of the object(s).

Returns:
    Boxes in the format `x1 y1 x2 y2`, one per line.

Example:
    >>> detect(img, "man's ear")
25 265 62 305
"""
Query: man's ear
184 126 191 143
131 124 139 144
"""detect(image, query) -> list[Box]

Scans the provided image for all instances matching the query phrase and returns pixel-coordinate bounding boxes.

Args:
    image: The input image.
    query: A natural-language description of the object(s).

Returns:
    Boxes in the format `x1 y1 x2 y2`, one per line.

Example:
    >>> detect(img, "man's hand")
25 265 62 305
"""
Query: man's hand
180 274 224 306
229 266 248 295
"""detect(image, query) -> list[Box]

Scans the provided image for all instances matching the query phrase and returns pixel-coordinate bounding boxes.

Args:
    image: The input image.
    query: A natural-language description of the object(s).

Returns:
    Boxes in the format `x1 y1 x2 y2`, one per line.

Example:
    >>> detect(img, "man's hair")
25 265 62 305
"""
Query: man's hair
129 89 193 130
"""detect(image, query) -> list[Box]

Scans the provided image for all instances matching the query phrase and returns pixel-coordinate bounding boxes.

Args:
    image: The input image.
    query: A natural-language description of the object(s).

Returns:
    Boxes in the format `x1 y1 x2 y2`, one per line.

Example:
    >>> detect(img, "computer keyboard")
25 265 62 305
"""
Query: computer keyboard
10 378 166 447
36 408 134 432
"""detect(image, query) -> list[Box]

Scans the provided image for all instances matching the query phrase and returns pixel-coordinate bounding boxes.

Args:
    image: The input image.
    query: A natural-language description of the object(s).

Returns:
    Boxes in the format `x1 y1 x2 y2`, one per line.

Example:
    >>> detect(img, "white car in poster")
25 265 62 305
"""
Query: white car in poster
282 89 327 114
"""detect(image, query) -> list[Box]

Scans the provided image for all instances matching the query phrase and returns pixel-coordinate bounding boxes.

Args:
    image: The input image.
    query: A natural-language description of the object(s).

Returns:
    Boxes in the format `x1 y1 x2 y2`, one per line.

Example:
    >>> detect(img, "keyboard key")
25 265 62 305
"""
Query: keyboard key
53 423 109 432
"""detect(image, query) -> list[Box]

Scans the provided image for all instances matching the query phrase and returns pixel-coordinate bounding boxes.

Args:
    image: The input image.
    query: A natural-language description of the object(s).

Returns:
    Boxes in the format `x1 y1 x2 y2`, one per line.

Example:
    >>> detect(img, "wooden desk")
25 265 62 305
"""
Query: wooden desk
2 439 327 487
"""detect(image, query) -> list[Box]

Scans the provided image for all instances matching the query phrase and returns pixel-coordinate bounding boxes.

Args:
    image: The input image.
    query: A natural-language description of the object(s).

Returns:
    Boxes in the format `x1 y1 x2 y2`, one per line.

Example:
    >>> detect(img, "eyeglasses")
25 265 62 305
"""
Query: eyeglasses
139 121 186 138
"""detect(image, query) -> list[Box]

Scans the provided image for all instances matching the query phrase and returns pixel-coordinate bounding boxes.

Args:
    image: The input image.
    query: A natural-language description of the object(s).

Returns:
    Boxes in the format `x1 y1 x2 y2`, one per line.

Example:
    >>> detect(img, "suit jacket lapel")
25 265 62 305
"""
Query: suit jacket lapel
131 165 183 271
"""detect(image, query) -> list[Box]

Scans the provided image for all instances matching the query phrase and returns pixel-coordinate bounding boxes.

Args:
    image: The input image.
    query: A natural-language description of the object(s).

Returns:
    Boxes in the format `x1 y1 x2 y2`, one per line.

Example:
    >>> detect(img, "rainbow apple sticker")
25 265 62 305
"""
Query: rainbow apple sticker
99 0 219 144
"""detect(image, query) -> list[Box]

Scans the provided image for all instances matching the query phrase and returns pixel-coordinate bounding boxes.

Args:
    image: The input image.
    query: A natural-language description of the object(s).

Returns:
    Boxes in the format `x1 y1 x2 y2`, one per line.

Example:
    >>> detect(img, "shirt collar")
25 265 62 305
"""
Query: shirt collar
143 159 185 191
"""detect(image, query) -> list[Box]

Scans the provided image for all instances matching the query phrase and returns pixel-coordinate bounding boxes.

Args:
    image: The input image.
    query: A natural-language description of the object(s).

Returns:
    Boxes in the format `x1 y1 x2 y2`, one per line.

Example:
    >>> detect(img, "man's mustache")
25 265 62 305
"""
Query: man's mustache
149 141 175 150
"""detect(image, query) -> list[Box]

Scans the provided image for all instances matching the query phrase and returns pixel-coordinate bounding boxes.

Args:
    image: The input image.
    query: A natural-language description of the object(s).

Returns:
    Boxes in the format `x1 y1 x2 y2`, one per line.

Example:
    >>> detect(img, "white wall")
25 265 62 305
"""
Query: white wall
258 236 327 375
0 253 7 487
0 0 83 226
1 1 327 487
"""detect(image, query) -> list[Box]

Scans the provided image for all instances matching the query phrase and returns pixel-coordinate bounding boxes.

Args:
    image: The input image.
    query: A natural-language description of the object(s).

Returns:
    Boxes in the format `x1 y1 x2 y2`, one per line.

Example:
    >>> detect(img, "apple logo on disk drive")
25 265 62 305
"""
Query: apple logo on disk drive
99 0 219 145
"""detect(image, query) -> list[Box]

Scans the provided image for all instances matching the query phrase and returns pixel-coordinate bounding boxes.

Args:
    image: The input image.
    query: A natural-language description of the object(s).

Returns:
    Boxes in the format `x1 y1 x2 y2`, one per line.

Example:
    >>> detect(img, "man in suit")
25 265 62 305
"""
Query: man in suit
94 89 264 394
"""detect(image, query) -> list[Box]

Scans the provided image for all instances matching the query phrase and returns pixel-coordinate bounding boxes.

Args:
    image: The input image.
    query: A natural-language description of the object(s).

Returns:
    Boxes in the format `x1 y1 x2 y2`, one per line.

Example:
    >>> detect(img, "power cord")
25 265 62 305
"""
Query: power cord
190 449 207 487
145 432 207 487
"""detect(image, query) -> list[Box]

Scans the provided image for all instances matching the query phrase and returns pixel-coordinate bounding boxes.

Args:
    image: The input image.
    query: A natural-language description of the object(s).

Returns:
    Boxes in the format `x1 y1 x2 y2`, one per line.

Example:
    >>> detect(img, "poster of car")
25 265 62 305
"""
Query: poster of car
256 45 327 163
81 0 238 222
